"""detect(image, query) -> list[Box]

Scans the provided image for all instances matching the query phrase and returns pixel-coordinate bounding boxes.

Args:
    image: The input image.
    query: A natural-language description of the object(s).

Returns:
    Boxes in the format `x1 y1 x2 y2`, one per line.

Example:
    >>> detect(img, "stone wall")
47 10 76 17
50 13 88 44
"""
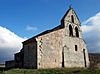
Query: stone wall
22 7 89 69
63 36 89 67
36 29 64 69
14 51 24 68
35 8 89 68
62 8 89 68
5 7 90 69
5 60 15 68
23 39 37 68
36 27 89 68
89 53 100 68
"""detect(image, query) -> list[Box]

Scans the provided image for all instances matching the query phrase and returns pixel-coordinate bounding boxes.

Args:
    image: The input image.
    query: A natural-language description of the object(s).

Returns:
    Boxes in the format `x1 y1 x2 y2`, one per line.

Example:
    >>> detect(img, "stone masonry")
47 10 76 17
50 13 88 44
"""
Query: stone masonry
22 7 89 69
6 7 90 69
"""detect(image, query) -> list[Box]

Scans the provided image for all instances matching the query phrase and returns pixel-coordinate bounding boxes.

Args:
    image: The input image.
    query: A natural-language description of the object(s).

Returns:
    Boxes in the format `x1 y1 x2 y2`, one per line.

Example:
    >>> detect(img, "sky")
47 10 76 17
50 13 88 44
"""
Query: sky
0 0 100 63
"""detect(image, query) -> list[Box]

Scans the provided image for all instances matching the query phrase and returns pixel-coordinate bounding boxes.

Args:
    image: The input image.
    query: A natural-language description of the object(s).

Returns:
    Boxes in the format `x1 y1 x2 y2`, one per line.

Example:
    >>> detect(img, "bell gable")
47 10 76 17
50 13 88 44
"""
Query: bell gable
61 7 81 26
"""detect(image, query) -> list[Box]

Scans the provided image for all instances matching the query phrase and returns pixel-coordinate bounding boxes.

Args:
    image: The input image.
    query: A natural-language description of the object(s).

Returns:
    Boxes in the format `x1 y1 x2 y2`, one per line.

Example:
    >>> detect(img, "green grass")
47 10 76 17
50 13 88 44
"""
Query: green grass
0 68 100 74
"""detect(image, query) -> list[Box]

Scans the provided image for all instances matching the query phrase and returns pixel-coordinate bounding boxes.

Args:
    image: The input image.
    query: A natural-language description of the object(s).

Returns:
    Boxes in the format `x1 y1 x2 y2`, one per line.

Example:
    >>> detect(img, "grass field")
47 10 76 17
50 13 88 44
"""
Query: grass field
0 68 100 74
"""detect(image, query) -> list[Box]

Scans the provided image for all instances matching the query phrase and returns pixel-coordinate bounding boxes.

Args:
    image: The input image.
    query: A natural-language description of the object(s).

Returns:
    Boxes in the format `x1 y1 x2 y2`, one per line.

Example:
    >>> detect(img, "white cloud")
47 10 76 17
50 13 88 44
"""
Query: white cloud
26 25 37 31
0 26 26 63
81 25 93 33
81 12 100 53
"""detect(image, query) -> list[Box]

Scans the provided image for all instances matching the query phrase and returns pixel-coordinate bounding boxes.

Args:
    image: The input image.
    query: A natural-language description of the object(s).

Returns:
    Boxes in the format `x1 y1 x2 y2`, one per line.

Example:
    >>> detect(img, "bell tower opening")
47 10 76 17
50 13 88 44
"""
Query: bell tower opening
71 15 74 23
75 27 79 37
69 25 73 36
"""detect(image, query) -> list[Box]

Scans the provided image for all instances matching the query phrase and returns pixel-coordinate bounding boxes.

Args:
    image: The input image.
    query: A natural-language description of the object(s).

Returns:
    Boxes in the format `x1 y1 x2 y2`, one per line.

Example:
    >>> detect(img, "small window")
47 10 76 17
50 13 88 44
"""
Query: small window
75 45 78 51
71 15 74 23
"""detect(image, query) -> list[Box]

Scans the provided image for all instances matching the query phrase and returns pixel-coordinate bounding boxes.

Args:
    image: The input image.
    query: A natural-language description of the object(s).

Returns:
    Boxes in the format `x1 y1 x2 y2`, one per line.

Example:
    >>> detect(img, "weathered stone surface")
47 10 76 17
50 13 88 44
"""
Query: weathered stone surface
34 7 89 68
36 29 64 68
23 39 37 68
18 7 90 69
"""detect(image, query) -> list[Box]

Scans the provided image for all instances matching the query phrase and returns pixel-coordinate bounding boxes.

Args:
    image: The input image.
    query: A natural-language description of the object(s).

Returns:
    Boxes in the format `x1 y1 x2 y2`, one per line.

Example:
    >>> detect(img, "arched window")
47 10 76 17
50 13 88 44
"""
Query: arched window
71 15 74 23
69 25 73 36
75 27 79 37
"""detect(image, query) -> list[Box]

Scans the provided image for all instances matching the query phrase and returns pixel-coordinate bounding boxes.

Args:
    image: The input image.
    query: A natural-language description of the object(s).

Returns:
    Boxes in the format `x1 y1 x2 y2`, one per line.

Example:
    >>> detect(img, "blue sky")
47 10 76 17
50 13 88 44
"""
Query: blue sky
0 0 100 38
0 0 100 63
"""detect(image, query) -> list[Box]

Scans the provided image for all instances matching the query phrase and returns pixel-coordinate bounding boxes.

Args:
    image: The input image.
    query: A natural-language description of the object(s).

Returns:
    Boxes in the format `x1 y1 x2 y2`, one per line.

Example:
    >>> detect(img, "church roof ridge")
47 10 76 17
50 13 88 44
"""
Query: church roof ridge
23 6 81 44
22 24 64 44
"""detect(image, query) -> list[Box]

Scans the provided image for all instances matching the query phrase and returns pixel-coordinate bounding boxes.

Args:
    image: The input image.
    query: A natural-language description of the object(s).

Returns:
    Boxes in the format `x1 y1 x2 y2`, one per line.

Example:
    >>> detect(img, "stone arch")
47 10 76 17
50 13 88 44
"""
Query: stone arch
75 27 79 37
69 25 73 36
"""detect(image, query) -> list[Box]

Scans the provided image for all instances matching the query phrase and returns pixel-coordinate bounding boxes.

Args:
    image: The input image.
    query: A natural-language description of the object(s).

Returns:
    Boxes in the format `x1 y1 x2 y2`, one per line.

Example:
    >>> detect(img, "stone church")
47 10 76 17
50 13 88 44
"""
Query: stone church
6 7 90 69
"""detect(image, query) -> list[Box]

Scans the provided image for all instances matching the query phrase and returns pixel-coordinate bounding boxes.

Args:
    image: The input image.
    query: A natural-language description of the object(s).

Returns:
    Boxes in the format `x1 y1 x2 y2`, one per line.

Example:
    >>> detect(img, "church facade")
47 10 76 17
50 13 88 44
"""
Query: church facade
6 7 90 69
